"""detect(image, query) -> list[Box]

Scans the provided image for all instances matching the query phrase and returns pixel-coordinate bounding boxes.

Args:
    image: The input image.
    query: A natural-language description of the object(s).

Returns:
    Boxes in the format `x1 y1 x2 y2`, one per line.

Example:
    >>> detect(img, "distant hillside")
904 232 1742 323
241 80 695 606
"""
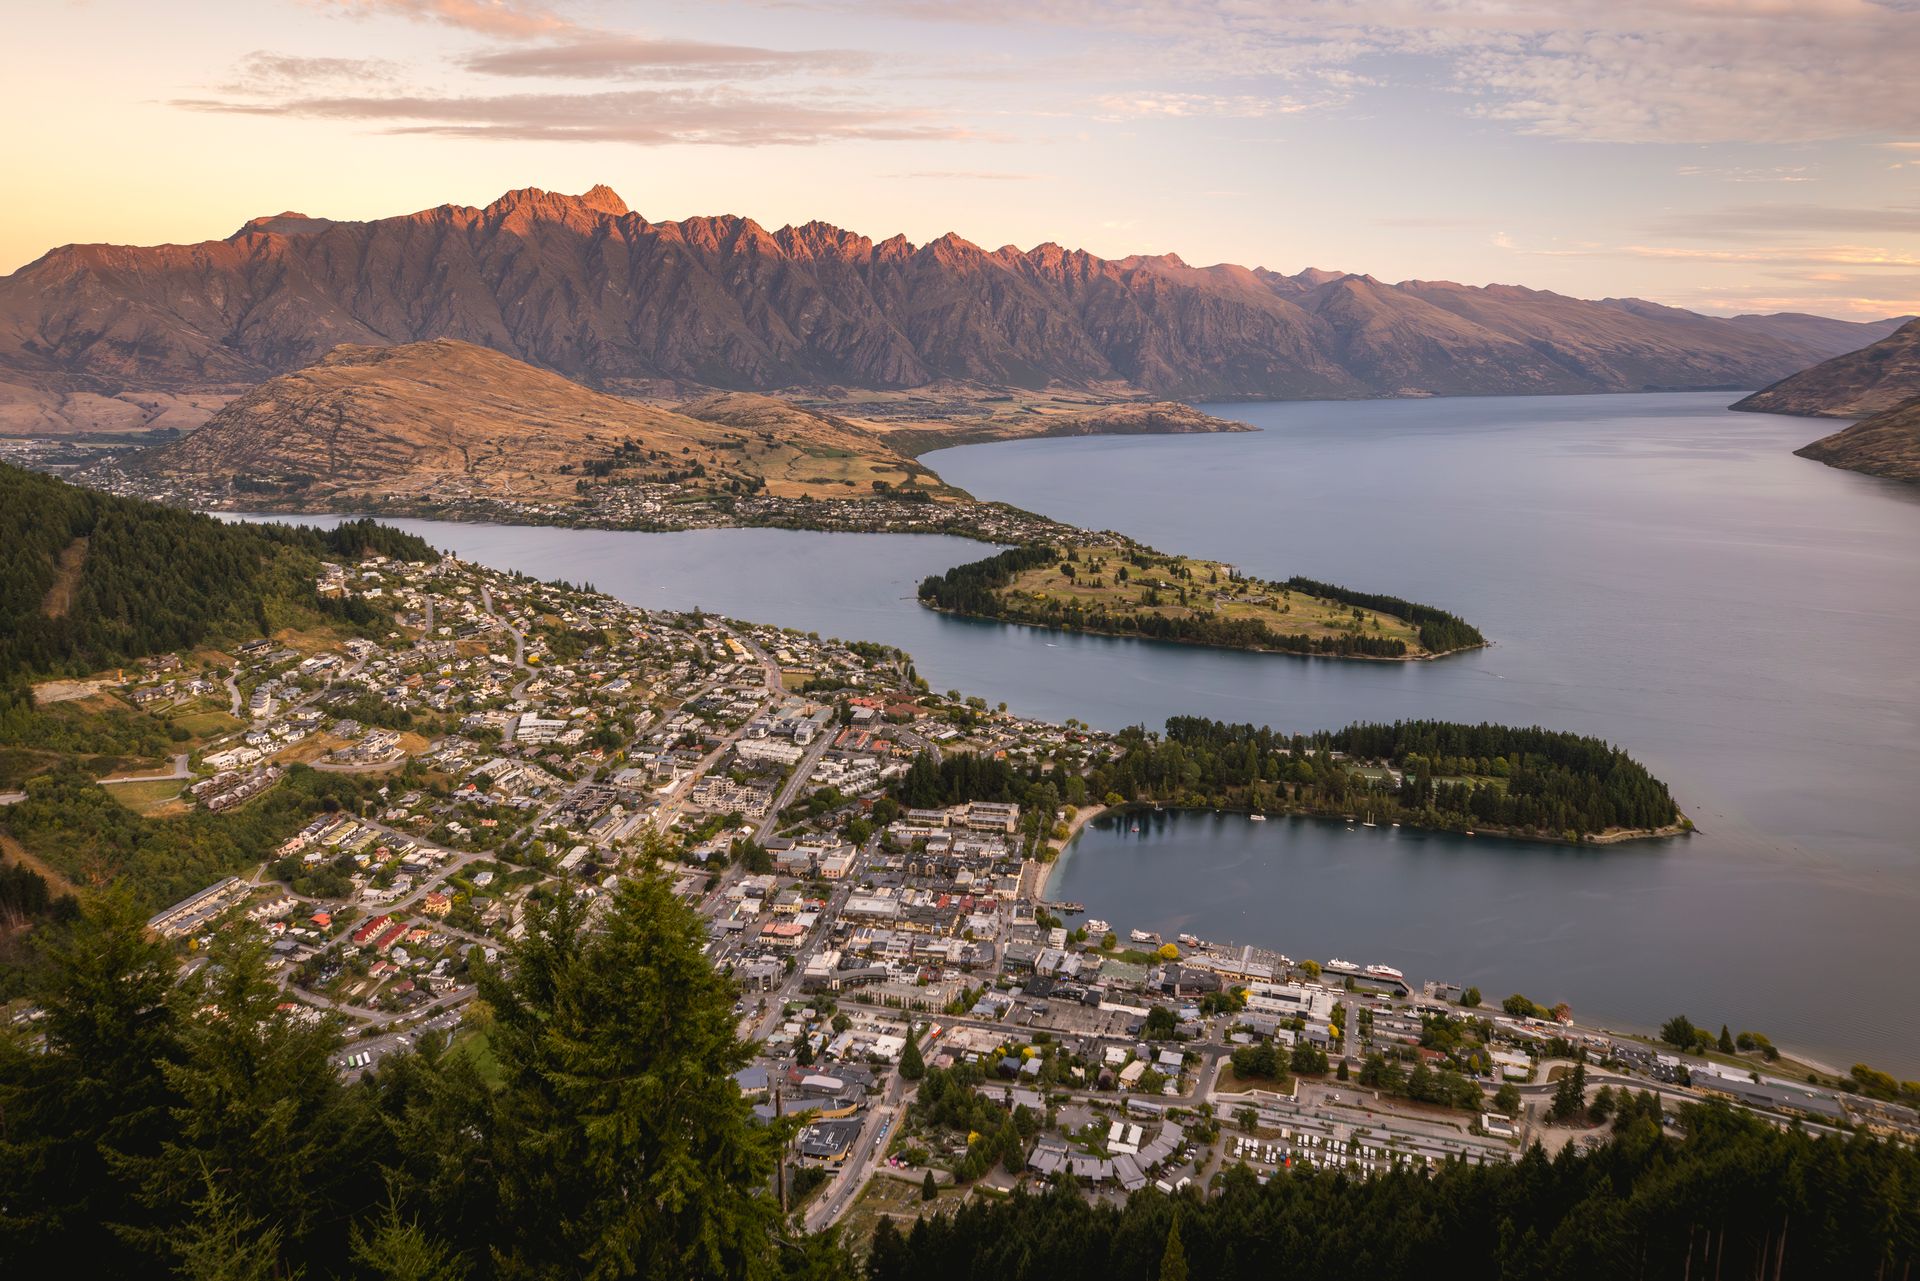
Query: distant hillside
0 462 433 689
119 340 949 507
1794 397 1920 483
1733 318 1920 418
1722 311 1913 360
0 185 1899 416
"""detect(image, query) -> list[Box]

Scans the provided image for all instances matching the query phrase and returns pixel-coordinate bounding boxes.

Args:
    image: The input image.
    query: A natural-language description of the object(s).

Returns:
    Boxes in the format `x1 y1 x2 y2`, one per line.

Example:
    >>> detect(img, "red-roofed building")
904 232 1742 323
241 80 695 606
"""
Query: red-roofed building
351 914 393 947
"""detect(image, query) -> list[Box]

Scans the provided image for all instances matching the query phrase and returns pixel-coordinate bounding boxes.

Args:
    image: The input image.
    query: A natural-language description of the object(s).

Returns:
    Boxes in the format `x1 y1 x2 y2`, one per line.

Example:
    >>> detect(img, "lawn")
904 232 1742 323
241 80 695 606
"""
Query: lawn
172 709 245 739
103 777 187 816
449 1026 505 1090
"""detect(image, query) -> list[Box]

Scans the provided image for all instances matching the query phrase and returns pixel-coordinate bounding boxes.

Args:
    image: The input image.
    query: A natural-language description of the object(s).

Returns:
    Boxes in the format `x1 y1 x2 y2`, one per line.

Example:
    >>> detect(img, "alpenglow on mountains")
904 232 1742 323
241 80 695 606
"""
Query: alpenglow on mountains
0 185 1904 406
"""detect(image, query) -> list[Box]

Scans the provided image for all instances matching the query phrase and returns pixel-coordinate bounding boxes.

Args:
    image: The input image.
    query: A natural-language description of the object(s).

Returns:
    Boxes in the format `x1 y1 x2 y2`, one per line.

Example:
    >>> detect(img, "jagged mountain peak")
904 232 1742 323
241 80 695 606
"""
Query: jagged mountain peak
0 186 1897 404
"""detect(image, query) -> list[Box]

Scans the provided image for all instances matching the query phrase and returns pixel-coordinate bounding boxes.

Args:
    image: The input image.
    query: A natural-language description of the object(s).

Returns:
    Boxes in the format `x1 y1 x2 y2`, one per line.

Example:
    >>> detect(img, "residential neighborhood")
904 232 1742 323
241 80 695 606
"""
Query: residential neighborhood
21 546 1906 1250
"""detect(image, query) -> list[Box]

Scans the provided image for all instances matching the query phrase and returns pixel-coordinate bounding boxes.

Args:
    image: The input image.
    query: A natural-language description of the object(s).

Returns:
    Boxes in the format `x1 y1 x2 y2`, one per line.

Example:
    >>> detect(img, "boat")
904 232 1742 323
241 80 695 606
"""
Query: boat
1324 958 1360 976
1364 963 1405 982
1129 821 1141 833
1086 919 1111 935
1248 813 1267 822
1361 809 1377 828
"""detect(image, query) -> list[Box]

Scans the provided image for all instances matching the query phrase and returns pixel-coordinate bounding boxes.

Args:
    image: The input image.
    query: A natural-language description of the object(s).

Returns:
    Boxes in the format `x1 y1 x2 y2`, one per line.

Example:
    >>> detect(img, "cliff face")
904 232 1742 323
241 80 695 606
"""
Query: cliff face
1 186 1895 407
1732 319 1920 418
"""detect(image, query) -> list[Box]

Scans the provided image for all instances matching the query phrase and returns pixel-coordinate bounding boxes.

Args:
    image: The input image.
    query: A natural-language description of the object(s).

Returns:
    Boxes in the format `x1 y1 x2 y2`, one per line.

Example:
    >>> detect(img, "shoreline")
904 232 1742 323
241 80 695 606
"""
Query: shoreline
918 601 1489 664
1065 802 1688 853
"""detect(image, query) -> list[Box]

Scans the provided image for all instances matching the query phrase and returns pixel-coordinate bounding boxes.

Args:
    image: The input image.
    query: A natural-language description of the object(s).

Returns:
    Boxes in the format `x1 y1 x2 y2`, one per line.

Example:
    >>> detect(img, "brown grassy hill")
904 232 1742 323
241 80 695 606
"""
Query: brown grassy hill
1794 397 1920 483
1733 318 1920 418
121 340 939 507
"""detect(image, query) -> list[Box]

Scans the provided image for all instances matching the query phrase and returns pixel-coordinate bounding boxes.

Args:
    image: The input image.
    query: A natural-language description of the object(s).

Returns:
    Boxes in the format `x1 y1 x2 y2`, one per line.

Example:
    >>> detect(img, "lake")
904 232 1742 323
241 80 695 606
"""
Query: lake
254 392 1920 1071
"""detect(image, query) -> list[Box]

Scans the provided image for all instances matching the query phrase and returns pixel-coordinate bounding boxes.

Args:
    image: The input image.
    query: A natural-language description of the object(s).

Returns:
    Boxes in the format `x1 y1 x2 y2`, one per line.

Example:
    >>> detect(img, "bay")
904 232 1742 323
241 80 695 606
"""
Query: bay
250 392 1920 1070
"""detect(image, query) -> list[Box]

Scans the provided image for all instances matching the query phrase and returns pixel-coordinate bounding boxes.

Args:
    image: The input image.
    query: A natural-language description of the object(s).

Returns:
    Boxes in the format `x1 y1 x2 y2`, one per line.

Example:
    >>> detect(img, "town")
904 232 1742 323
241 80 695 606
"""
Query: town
15 545 1917 1253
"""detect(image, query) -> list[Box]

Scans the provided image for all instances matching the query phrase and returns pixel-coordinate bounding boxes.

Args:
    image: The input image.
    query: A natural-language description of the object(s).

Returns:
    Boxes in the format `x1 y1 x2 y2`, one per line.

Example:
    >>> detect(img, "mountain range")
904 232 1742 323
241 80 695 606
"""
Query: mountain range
0 186 1907 425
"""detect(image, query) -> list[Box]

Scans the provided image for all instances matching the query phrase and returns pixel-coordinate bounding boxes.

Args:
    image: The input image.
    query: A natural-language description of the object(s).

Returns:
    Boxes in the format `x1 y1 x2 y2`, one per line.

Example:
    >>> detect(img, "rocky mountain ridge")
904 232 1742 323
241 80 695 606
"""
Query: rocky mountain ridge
2 186 1906 415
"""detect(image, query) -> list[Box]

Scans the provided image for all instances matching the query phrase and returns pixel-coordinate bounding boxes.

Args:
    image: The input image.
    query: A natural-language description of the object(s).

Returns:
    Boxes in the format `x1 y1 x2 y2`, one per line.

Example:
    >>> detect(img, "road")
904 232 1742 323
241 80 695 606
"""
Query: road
99 753 191 785
756 730 834 844
479 583 533 699
806 1061 911 1231
648 625 791 836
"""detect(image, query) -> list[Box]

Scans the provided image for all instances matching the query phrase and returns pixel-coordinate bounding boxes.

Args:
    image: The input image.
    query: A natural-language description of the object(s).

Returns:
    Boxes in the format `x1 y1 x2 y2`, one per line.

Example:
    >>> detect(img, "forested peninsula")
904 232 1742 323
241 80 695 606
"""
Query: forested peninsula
897 717 1684 844
918 543 1486 660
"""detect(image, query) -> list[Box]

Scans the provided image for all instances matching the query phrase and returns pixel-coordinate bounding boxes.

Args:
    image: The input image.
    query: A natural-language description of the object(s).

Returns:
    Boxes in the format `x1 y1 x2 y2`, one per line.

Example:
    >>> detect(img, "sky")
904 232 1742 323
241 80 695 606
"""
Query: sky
5 0 1919 317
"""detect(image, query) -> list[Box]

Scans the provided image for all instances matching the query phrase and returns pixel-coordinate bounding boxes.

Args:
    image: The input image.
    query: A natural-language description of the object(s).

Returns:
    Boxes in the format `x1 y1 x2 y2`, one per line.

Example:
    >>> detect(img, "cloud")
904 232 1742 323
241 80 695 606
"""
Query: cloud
1510 240 1920 270
1642 204 1920 241
813 0 1920 145
222 52 399 91
172 86 993 147
462 37 873 80
1676 164 1812 184
1091 91 1317 120
885 170 1037 180
310 0 573 38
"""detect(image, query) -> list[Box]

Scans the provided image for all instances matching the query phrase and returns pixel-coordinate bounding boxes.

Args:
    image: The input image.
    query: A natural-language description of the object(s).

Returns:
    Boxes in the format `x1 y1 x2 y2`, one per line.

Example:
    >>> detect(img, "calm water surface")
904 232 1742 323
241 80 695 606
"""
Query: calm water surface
257 393 1920 1070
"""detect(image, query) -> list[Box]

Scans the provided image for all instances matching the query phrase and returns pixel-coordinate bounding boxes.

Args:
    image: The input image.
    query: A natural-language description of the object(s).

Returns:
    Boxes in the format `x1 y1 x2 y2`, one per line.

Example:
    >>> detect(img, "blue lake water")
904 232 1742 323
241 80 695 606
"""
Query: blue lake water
253 392 1920 1070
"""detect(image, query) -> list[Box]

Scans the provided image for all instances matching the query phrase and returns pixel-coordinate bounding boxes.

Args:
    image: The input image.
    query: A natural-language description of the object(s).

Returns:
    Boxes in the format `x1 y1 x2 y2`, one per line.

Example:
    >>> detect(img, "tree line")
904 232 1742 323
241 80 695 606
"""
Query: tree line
0 464 435 693
1281 576 1486 654
0 876 844 1280
892 717 1678 841
868 1096 1919 1280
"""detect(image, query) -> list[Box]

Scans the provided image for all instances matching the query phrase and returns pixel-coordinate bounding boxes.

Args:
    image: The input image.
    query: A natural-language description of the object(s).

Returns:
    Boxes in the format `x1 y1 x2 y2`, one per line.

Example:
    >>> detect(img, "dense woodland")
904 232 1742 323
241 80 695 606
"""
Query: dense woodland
0 877 846 1281
917 546 1455 658
0 464 435 691
868 1096 1920 1281
896 717 1678 840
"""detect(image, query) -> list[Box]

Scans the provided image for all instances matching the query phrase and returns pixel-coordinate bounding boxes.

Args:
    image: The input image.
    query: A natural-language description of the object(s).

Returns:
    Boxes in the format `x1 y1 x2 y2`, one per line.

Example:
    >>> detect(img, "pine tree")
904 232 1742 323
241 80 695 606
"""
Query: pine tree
1160 1212 1189 1281
0 889 184 1275
173 1164 291 1281
921 1170 938 1202
348 1191 469 1281
900 1026 926 1081
1550 1061 1587 1122
140 927 370 1276
1718 1023 1736 1054
476 873 786 1279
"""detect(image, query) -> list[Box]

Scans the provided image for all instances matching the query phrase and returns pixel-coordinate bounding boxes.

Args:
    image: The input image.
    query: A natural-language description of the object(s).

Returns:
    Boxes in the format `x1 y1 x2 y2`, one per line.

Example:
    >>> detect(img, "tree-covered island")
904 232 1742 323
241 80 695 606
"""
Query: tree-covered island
898 716 1686 845
918 543 1486 659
